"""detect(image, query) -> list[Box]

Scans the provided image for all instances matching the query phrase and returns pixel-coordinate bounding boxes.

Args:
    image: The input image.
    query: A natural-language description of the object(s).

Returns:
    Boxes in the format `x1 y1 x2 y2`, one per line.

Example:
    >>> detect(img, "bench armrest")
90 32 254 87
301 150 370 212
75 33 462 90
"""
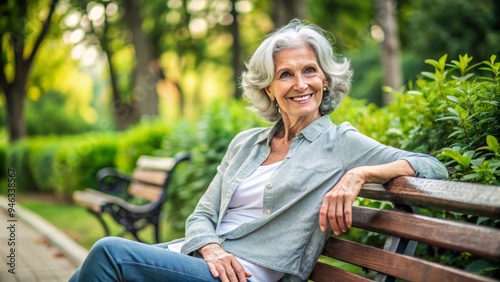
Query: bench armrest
96 167 132 197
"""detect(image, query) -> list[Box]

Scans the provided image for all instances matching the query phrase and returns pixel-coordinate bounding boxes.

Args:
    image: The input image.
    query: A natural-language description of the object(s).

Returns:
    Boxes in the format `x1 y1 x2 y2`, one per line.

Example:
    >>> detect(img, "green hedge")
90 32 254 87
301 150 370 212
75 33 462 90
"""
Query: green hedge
5 134 116 196
115 119 172 173
5 120 174 197
51 134 118 195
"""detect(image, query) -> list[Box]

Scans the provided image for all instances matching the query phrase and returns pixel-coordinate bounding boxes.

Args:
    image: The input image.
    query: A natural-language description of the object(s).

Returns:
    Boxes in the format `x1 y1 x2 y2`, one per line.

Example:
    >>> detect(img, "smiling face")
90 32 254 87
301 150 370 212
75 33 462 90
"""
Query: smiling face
266 45 328 126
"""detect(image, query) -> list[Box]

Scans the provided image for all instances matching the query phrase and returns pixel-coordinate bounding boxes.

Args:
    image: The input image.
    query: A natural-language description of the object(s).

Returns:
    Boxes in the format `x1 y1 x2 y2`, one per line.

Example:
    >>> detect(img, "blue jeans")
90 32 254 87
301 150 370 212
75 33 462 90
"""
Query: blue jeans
69 236 220 282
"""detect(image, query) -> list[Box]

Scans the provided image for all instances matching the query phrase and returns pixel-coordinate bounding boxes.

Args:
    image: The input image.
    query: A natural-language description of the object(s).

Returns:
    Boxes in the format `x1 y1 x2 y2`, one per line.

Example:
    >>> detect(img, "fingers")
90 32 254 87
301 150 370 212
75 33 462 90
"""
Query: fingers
212 259 249 282
319 199 329 232
319 182 357 235
203 251 250 282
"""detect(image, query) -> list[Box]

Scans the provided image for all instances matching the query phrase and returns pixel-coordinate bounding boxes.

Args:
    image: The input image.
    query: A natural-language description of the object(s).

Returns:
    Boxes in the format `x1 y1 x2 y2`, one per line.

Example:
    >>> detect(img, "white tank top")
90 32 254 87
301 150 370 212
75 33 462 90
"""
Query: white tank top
217 161 284 282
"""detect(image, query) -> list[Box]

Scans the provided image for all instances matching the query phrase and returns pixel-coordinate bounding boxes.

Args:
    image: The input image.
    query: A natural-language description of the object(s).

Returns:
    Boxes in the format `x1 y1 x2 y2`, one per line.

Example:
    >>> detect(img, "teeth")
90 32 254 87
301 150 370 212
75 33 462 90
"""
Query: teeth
292 95 311 102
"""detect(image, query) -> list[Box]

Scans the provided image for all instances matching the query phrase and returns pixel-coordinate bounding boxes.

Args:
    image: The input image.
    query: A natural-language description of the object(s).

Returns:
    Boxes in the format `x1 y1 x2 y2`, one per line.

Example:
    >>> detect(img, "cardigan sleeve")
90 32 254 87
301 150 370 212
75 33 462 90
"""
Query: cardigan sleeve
337 123 448 179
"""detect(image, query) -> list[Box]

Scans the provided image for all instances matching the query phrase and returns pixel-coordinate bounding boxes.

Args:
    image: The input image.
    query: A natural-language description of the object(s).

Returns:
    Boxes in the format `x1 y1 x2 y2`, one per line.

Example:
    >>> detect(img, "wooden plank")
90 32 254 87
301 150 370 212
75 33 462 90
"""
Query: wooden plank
322 237 497 282
136 156 175 171
352 206 500 259
309 262 372 282
72 190 106 213
132 169 167 186
72 189 127 213
128 183 162 202
359 176 500 219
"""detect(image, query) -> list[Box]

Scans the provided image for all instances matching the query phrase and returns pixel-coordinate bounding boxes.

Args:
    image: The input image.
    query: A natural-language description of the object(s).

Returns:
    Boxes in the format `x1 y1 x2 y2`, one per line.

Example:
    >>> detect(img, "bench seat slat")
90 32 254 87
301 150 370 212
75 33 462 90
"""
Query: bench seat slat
73 189 129 213
309 262 372 282
132 170 167 186
323 237 497 282
359 177 500 219
72 190 109 213
352 206 500 259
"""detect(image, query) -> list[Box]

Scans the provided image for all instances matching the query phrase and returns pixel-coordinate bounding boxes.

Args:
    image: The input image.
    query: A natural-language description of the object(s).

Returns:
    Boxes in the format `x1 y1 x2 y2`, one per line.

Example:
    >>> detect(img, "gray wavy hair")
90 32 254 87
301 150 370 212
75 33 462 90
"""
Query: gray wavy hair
241 19 353 122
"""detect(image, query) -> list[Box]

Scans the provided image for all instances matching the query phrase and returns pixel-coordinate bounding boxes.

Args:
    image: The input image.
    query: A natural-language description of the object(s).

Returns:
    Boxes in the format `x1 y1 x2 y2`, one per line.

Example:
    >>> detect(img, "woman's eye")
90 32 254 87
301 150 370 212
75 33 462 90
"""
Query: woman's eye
305 67 316 74
279 71 292 79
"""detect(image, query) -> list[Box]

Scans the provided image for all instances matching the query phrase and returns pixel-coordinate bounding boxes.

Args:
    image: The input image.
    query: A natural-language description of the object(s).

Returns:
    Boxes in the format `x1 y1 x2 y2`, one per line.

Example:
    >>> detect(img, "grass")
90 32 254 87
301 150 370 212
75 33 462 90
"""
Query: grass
18 196 184 250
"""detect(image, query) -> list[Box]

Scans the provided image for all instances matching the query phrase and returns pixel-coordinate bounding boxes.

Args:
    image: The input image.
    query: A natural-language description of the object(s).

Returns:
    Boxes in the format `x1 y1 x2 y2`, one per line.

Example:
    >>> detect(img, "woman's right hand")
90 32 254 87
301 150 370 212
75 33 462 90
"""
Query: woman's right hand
199 243 252 282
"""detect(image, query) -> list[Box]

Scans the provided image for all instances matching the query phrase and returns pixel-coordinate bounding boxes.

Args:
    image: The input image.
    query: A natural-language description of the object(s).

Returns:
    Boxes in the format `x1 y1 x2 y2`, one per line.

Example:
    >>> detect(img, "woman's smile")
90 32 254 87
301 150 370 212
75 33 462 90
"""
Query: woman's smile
291 94 313 103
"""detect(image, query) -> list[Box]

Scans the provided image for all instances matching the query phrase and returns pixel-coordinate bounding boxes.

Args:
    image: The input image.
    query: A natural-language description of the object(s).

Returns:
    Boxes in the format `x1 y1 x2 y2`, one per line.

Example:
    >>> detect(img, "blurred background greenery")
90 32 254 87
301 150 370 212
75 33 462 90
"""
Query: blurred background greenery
1 0 499 277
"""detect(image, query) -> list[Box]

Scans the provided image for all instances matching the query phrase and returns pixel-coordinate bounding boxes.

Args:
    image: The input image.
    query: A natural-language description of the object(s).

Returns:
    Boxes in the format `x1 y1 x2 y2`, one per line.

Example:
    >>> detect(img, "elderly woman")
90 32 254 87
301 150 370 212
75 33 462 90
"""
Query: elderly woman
69 19 447 282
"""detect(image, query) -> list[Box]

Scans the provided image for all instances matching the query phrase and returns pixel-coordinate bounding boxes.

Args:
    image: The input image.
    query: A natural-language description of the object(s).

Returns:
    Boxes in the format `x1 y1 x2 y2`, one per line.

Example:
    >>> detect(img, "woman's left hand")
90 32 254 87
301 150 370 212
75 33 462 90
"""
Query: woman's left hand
318 160 415 235
319 168 365 235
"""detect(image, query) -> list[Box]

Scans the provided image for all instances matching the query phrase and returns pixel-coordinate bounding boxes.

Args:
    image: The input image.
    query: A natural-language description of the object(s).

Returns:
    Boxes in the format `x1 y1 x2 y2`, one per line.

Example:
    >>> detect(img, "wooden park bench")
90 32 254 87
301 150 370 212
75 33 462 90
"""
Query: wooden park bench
309 176 500 282
72 152 190 243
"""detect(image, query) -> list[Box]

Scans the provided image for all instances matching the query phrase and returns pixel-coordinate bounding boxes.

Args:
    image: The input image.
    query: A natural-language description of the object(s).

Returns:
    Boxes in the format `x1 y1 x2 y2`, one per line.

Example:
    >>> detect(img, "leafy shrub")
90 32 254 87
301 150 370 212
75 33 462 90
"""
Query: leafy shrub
6 140 37 194
382 54 500 184
27 137 62 192
51 133 118 196
0 138 6 187
114 118 172 173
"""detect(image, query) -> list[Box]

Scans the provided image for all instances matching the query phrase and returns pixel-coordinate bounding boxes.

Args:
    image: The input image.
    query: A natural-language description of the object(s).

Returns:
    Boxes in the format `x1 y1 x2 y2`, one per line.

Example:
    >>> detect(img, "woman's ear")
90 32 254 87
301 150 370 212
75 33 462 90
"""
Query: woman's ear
265 87 274 101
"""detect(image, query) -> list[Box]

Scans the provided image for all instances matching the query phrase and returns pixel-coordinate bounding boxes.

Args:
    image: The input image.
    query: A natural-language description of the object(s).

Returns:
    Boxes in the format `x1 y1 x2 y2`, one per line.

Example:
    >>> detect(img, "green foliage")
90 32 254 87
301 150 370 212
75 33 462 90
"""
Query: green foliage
166 99 267 230
51 133 118 195
6 140 37 194
403 0 500 61
351 54 500 187
0 138 6 186
114 119 172 173
25 90 96 136
6 134 118 196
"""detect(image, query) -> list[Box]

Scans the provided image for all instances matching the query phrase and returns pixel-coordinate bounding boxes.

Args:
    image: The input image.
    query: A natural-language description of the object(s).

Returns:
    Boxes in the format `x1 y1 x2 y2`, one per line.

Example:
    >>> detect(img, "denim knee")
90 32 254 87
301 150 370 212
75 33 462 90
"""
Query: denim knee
89 236 126 255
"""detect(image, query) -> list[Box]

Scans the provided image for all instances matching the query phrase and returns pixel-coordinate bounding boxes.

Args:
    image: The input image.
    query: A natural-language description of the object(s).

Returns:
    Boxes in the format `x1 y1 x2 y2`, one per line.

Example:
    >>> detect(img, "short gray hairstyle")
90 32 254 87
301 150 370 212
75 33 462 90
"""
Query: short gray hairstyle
241 19 353 122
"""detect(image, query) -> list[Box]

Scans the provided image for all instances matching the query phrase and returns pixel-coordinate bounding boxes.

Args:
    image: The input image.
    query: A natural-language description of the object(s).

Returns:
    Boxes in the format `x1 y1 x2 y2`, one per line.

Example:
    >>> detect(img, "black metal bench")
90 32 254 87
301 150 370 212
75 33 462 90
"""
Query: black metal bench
309 176 500 281
72 152 190 243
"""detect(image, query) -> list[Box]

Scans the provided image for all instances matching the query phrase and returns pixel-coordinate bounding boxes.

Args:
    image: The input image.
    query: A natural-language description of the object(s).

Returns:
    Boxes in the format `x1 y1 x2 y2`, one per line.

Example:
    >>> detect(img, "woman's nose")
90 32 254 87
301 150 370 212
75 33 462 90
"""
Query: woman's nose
294 75 308 91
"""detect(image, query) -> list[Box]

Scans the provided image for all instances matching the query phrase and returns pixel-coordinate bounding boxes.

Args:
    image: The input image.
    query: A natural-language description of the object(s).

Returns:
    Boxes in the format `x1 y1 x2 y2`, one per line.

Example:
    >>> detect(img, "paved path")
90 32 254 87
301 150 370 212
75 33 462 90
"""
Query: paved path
0 197 87 282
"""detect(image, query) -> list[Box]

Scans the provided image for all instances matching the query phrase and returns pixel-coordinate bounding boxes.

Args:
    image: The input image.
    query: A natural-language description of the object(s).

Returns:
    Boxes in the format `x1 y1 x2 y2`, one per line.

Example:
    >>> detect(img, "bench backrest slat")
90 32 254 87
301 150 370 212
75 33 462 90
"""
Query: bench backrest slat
127 156 177 202
359 177 500 219
132 170 168 187
352 206 500 258
136 156 176 171
309 262 372 282
128 183 163 202
322 237 497 282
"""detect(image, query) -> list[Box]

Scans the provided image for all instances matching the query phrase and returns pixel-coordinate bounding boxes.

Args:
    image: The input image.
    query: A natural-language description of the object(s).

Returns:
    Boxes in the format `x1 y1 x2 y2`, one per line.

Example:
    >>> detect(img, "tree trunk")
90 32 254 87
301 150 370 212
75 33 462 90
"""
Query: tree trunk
123 0 159 118
272 0 307 27
375 0 403 105
97 1 139 130
5 82 27 142
105 49 140 131
0 0 58 142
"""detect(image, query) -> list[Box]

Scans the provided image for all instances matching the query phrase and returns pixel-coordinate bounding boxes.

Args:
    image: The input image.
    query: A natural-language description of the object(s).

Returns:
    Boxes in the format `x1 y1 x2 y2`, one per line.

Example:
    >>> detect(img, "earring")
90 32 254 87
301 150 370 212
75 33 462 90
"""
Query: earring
276 102 281 114
323 86 328 91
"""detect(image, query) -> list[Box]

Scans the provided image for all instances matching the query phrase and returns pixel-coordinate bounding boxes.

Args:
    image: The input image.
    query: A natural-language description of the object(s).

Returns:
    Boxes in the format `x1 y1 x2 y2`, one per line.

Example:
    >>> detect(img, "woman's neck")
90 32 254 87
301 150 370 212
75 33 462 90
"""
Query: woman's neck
279 114 319 141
